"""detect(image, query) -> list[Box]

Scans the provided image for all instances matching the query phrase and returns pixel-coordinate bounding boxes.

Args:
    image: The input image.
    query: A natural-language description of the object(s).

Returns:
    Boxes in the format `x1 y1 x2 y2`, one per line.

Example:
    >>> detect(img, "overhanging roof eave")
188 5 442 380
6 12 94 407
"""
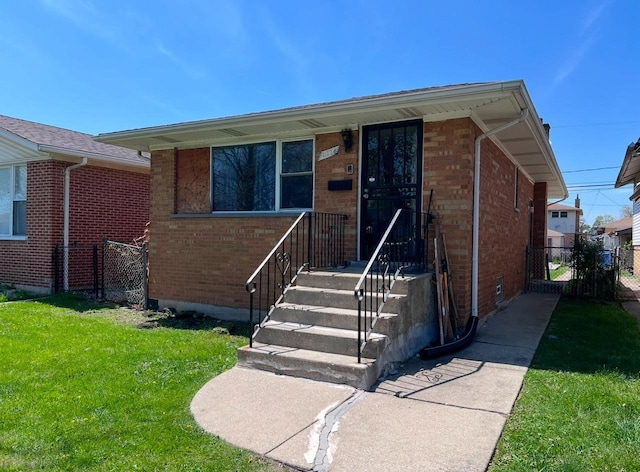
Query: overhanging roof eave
95 81 525 150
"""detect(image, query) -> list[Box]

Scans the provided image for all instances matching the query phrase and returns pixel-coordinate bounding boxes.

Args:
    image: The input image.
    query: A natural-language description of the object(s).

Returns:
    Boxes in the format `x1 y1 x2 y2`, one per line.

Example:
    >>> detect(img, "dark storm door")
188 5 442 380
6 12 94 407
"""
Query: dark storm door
360 120 423 259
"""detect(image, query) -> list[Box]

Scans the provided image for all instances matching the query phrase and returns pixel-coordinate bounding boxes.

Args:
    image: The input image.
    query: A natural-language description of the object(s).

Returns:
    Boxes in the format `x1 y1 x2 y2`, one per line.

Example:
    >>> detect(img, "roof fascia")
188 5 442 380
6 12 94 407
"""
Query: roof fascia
0 127 40 152
39 144 149 171
517 86 568 199
95 81 523 145
615 141 640 187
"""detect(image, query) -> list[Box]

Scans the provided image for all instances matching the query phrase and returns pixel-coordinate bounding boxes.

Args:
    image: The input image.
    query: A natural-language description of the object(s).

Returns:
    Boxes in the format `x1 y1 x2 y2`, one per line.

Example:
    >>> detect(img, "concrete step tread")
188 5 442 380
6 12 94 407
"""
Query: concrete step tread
242 342 376 366
275 302 399 319
289 284 405 299
260 320 387 341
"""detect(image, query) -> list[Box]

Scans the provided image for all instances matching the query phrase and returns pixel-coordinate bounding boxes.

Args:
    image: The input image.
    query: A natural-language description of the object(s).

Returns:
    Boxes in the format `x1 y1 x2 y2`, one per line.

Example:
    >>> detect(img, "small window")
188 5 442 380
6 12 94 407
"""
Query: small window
560 211 568 218
0 164 27 237
281 140 313 209
551 211 559 218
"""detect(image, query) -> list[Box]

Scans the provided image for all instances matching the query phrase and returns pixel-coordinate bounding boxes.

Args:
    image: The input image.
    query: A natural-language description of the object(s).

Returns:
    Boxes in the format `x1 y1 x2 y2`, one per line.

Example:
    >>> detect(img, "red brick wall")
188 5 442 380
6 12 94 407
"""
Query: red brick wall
424 119 475 318
476 135 533 317
148 148 299 307
149 134 360 308
0 160 149 291
68 165 150 245
314 131 358 260
150 120 538 318
424 118 535 320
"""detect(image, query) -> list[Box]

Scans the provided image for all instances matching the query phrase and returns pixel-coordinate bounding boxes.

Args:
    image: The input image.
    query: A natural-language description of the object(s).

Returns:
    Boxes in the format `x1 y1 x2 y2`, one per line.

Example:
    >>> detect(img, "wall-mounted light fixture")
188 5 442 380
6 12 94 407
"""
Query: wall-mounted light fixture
341 128 353 153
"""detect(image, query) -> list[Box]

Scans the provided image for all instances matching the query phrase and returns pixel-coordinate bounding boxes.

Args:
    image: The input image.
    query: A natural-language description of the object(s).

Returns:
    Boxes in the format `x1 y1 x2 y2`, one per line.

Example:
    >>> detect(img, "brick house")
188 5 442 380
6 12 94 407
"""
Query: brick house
0 115 150 294
97 80 566 323
615 137 640 271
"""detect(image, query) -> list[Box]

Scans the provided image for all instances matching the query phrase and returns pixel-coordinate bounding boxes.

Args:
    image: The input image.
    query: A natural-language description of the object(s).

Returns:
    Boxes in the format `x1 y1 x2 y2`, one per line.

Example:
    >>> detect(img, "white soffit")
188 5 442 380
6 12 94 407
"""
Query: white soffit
95 81 567 198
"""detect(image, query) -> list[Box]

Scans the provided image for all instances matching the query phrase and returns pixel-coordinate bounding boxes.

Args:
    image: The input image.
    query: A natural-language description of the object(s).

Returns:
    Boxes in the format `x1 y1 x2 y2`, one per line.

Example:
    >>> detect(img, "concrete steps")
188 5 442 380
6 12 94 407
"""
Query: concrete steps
237 268 436 389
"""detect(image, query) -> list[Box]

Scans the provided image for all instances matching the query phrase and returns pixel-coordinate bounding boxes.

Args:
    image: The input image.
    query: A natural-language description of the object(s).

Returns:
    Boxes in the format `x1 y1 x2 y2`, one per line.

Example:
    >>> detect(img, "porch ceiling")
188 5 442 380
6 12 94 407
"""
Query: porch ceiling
95 80 567 198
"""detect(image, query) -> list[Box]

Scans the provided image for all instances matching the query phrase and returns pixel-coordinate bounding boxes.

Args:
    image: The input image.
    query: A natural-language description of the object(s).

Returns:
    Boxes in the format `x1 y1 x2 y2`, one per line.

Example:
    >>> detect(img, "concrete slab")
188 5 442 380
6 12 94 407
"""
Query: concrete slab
474 293 558 349
191 367 354 460
191 292 561 472
374 355 527 414
329 392 506 472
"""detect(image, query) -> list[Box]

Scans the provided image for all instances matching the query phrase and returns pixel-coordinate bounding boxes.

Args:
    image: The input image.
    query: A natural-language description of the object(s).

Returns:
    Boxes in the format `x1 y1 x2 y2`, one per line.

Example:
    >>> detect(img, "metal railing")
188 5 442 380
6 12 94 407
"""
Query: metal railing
353 209 430 363
245 212 348 346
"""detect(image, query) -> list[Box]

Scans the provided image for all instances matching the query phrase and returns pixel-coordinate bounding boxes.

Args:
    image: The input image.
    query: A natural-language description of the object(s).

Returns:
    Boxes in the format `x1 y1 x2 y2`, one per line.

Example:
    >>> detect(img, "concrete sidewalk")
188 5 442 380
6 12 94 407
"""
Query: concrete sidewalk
191 292 560 472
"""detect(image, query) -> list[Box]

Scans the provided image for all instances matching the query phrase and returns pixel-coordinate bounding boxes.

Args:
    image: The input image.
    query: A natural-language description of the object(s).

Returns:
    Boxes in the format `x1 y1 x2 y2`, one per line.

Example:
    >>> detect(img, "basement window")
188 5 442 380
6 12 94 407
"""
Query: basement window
0 164 27 238
211 138 314 212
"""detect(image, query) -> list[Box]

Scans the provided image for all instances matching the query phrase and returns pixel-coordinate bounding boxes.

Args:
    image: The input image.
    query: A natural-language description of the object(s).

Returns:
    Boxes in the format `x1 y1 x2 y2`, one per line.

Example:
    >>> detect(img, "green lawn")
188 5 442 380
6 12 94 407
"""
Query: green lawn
0 294 288 471
490 297 640 471
549 265 569 281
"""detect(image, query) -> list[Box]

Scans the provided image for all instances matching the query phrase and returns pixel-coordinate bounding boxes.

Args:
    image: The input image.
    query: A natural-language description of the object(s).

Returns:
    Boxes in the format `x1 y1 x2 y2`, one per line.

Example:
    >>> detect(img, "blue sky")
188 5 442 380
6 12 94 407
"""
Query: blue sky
1 0 638 225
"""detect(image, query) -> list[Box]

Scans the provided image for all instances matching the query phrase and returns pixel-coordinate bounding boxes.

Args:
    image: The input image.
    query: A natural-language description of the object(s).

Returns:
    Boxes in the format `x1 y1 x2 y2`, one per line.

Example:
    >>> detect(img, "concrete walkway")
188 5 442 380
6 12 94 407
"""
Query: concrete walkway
191 293 560 472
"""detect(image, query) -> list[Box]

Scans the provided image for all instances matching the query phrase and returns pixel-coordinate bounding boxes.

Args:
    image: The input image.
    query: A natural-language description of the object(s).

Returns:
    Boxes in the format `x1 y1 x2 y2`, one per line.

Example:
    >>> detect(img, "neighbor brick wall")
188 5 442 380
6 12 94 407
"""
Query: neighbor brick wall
0 161 62 290
68 165 150 245
0 160 149 292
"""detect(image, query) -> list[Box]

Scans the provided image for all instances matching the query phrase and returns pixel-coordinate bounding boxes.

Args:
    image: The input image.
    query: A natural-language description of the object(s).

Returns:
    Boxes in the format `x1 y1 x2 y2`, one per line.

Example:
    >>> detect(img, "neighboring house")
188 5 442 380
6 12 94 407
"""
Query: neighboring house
96 80 567 323
0 115 150 293
602 217 632 247
615 137 640 271
547 199 582 248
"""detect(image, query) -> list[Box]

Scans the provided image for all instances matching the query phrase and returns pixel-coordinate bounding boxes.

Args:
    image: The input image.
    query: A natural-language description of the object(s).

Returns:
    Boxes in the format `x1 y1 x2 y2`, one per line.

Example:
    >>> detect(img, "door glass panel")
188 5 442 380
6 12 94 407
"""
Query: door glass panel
361 121 422 259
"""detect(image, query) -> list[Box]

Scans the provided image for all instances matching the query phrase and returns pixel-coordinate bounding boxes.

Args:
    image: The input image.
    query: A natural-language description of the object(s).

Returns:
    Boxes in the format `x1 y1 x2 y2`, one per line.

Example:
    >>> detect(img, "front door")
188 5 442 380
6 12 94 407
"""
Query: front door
360 120 423 259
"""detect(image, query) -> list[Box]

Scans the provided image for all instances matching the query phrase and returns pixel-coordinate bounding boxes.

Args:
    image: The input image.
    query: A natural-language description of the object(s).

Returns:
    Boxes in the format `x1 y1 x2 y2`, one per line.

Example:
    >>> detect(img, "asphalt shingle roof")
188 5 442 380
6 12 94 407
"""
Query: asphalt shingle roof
0 114 147 164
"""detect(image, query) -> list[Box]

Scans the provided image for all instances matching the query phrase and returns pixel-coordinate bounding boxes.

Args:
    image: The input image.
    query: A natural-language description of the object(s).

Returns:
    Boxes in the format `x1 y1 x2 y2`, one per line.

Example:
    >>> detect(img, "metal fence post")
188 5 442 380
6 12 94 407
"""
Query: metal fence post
92 244 98 298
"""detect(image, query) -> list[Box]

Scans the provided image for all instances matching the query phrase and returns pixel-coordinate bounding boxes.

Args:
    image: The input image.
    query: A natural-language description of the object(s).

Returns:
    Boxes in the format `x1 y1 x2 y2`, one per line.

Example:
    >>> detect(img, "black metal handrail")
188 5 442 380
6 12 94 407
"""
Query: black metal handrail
245 212 347 346
353 209 430 363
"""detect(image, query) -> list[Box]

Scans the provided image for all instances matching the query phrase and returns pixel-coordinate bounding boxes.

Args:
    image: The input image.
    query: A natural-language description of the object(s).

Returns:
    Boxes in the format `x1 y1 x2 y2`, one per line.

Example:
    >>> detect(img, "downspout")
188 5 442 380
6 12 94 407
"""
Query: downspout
63 157 88 291
472 108 529 317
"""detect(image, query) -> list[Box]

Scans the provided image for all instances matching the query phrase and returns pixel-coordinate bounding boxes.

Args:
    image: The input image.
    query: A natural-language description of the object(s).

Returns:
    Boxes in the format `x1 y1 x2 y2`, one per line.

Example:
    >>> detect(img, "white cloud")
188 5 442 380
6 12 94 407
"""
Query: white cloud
553 1 610 87
40 0 116 43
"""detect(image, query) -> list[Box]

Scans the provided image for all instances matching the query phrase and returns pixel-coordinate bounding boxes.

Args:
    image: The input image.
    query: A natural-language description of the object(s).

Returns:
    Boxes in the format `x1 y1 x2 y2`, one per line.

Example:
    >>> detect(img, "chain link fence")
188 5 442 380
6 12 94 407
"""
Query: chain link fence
102 240 148 308
617 246 640 300
526 245 618 300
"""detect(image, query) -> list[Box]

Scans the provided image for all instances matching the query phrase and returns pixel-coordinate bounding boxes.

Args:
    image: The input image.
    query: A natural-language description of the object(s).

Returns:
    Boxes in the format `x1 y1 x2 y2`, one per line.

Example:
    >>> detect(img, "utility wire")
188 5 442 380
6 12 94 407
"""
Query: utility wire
563 166 620 173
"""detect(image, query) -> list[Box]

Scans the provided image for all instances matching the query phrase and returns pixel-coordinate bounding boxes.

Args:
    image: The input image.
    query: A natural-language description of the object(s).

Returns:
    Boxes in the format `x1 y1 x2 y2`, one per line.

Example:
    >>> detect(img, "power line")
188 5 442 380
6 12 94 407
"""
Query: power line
554 120 640 129
563 166 620 173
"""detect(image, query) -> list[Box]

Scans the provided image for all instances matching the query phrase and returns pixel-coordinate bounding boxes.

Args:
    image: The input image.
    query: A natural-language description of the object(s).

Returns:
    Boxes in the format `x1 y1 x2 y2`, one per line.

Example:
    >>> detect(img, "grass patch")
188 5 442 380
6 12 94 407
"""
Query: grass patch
490 297 640 471
0 294 289 471
0 284 37 302
549 265 569 280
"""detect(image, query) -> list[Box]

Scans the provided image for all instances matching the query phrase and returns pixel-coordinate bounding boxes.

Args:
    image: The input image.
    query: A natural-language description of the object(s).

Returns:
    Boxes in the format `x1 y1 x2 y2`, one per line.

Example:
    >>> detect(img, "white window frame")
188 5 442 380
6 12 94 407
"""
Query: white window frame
551 211 559 218
0 164 27 240
279 138 315 211
210 137 315 213
560 211 568 218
